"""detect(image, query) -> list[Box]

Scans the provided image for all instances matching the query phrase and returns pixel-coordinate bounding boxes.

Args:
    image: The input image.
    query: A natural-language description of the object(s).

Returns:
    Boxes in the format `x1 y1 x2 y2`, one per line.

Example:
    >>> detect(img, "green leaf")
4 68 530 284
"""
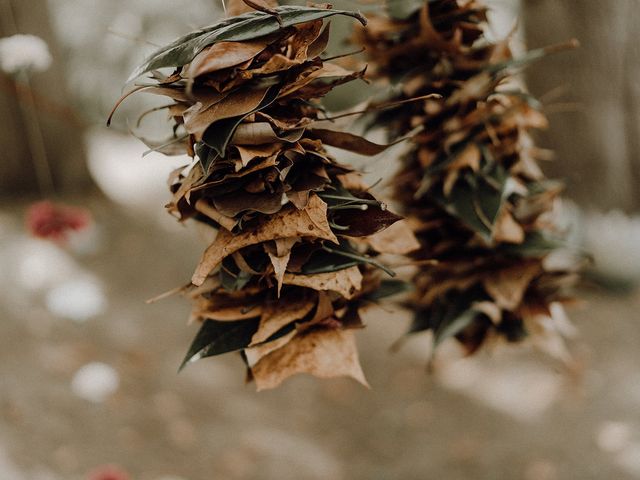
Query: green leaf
321 241 396 277
128 6 367 82
433 164 508 242
180 318 259 370
202 86 280 157
220 257 253 291
501 232 566 257
301 252 360 274
433 308 478 347
365 280 412 301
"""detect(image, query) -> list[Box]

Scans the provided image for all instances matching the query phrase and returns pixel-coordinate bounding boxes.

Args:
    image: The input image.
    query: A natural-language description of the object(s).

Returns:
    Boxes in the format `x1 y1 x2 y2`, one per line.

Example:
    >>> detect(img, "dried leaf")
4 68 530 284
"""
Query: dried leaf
195 199 237 231
251 292 315 345
493 208 525 244
307 129 394 156
192 194 337 285
251 328 369 391
184 86 270 140
128 7 366 81
265 238 297 296
283 266 363 299
483 262 541 310
364 220 421 255
186 40 267 78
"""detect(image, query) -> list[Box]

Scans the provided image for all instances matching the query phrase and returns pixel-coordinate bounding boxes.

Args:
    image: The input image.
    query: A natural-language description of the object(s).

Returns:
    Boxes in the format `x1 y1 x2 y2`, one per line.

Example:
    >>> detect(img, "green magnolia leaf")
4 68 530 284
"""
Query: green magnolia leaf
180 318 259 370
433 164 508 242
321 242 396 277
301 253 360 274
202 86 280 157
128 6 367 82
365 280 412 301
433 308 478 347
220 257 253 291
501 232 566 257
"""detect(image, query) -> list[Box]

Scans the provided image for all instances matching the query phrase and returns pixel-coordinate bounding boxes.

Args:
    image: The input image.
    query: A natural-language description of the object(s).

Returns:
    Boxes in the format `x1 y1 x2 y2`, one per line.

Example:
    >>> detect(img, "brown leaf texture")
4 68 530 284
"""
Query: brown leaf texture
483 262 542 310
283 266 363 300
186 41 267 79
184 87 270 140
265 238 298 296
251 328 369 391
192 194 337 285
250 292 315 345
363 220 421 255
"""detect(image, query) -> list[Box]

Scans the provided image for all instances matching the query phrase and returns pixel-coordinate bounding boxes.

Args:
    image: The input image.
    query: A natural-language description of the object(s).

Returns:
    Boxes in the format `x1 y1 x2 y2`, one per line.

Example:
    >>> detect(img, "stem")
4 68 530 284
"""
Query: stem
322 245 396 277
1 0 56 197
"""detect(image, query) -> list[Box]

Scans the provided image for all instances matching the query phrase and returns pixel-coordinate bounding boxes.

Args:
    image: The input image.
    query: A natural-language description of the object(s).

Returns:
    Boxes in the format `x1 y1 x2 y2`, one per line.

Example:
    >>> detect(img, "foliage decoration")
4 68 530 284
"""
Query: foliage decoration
355 0 583 358
113 1 418 389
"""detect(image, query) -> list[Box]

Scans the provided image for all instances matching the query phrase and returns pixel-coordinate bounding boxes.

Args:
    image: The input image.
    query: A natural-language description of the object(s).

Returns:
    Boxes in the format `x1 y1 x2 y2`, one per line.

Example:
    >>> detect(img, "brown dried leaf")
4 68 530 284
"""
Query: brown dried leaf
192 303 263 321
235 143 283 169
183 86 270 140
283 266 363 300
364 220 421 255
195 199 237 231
265 237 298 296
245 330 297 368
493 208 525 244
186 41 267 79
251 328 369 391
251 292 315 345
307 129 392 156
192 194 337 285
231 123 305 145
307 22 331 58
336 172 369 192
483 262 542 311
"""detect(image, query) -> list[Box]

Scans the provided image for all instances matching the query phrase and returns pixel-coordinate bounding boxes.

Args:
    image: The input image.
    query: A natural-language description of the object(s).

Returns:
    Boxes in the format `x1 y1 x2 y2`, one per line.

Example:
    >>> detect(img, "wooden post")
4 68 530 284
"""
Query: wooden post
0 0 91 197
523 0 640 212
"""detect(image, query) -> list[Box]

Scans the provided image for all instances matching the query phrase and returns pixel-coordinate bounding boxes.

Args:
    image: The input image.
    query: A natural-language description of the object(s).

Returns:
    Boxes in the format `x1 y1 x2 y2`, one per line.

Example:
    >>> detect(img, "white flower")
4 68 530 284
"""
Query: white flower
45 276 107 322
583 209 640 282
71 362 120 403
0 34 52 74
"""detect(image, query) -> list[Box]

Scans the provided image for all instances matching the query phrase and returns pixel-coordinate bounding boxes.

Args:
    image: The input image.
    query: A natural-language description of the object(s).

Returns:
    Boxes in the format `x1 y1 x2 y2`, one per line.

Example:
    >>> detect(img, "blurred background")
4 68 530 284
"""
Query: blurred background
1 0 640 479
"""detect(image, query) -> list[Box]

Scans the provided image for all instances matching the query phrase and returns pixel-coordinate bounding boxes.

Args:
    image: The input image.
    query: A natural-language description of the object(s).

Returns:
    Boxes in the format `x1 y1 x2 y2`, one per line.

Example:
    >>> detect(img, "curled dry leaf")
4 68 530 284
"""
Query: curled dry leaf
192 194 337 285
356 0 582 356
251 328 369 391
363 220 421 255
265 237 298 296
118 4 403 388
250 292 315 345
283 266 363 300
483 262 542 310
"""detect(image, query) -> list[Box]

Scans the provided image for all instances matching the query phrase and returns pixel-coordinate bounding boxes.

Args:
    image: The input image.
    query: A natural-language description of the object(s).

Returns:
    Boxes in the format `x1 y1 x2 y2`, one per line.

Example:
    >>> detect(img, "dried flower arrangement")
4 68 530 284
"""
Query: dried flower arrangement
355 0 582 359
111 2 418 389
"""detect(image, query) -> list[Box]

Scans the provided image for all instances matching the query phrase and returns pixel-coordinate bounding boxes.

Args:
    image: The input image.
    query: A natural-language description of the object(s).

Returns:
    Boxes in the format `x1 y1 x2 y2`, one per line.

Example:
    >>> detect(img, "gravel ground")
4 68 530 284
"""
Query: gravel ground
1 198 639 480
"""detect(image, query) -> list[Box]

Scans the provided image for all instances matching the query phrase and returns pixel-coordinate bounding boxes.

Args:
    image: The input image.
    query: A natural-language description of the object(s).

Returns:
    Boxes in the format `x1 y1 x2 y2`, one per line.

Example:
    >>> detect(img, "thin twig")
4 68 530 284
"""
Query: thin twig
2 0 56 196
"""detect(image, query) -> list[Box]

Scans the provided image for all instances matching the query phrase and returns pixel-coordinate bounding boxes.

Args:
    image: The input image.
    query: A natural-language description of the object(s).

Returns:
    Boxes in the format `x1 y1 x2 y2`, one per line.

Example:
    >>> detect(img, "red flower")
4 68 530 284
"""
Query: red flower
87 464 131 480
25 200 91 243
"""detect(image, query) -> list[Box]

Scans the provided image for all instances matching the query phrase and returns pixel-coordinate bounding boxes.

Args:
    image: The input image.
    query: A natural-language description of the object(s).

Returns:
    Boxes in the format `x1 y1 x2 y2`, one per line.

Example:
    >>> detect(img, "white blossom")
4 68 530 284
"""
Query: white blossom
583 209 640 282
71 362 120 403
45 276 107 322
0 34 52 74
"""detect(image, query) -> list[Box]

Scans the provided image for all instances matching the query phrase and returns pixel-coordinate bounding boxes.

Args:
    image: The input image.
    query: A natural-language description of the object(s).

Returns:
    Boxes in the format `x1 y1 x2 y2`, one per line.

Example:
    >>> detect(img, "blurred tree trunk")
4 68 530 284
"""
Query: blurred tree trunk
523 0 640 212
0 0 90 197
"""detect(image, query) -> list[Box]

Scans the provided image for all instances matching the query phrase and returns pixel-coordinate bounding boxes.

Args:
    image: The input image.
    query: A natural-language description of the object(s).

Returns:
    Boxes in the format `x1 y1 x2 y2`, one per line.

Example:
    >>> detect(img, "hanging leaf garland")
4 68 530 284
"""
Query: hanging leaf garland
114 4 418 389
355 0 583 358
